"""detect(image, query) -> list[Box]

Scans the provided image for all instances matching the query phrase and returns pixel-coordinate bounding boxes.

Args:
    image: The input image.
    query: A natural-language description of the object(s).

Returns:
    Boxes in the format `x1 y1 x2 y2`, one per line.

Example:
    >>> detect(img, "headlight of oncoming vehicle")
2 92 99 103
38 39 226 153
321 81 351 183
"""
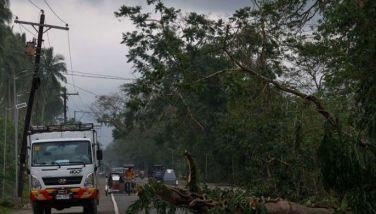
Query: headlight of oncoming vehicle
84 173 95 188
31 176 42 190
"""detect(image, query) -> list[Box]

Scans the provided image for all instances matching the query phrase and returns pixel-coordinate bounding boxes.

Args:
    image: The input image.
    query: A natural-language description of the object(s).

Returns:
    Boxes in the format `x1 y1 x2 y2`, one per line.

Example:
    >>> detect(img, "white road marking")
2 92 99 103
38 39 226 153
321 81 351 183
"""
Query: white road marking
111 193 120 214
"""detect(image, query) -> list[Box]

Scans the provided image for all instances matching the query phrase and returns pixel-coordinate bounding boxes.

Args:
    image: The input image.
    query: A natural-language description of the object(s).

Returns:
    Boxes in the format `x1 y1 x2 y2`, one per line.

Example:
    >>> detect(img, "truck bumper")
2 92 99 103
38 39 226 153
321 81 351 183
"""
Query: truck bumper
30 187 98 202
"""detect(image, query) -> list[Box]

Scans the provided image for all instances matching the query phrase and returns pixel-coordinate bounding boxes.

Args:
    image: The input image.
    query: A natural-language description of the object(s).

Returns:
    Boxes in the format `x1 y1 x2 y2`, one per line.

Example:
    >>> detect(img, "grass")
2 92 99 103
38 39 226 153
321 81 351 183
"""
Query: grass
0 205 11 214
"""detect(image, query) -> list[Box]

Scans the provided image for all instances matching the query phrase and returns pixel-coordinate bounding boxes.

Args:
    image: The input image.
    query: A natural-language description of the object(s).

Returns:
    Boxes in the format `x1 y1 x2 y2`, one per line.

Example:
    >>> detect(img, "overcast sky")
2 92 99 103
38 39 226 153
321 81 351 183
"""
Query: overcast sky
9 0 252 147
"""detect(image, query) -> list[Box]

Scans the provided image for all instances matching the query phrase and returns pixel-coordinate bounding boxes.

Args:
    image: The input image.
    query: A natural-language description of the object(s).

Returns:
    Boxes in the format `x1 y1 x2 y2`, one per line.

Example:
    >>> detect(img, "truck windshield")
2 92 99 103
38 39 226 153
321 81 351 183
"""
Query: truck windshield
32 141 92 166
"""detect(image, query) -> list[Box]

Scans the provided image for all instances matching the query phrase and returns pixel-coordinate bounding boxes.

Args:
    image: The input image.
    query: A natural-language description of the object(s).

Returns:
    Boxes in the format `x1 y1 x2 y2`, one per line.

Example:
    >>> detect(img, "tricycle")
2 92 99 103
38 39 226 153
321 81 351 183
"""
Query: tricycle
105 173 124 195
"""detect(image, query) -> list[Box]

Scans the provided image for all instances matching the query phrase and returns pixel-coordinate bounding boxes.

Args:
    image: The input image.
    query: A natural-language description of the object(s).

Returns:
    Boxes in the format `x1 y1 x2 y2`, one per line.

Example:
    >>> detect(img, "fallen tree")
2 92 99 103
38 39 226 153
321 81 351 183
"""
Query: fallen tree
127 151 335 214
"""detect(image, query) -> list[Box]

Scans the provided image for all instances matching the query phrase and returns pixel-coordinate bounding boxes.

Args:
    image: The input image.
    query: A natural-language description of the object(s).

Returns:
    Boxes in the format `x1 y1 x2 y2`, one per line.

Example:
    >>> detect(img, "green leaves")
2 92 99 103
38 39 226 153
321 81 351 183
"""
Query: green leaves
103 1 376 212
319 127 376 212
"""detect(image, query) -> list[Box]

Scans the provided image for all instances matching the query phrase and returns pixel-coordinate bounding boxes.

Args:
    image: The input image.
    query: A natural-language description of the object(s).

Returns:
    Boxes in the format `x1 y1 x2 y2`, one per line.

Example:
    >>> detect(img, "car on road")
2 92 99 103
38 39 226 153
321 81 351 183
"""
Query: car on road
163 169 178 186
149 164 165 181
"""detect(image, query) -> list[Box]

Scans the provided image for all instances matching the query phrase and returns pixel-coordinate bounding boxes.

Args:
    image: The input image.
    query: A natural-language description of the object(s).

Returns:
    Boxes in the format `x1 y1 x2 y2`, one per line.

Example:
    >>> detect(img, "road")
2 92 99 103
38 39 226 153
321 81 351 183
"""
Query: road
12 177 190 214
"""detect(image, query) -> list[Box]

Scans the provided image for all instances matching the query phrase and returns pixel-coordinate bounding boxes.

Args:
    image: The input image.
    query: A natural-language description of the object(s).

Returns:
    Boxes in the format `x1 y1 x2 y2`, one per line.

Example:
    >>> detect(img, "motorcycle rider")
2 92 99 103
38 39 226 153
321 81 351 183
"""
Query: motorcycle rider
124 167 135 194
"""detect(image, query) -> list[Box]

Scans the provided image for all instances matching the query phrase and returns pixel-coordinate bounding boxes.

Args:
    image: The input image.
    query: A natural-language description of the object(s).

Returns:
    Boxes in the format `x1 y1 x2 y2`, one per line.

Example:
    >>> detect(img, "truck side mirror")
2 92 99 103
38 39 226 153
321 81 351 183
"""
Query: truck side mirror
97 150 103 160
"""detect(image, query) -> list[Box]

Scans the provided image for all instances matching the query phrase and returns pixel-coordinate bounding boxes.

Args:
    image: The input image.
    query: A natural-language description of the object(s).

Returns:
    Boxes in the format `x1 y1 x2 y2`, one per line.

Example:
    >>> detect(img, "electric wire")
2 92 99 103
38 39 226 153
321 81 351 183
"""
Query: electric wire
17 21 24 35
65 73 135 81
66 31 76 90
43 0 67 24
65 79 92 113
59 83 81 123
65 82 98 97
69 70 137 80
20 24 36 37
46 31 51 47
27 0 43 11
41 0 76 91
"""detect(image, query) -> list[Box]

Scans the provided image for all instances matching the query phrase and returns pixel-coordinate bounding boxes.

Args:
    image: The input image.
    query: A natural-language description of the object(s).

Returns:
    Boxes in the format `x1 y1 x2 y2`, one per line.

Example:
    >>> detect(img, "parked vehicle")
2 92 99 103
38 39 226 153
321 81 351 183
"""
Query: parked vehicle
150 164 165 181
163 169 178 186
28 123 102 214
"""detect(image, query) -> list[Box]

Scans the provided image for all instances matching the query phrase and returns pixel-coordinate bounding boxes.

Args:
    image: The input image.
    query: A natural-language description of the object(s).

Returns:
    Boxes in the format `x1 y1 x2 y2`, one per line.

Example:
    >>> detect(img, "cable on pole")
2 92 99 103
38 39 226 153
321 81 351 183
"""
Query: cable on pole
46 31 51 47
65 82 98 97
69 70 137 80
20 24 36 36
43 0 67 24
66 31 76 90
65 73 136 81
27 0 43 11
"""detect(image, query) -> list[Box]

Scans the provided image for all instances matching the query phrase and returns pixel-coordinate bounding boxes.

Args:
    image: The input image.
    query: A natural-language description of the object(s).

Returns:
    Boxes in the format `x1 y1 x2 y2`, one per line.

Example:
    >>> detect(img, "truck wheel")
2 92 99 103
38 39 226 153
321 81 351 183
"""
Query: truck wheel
84 200 97 214
32 203 43 214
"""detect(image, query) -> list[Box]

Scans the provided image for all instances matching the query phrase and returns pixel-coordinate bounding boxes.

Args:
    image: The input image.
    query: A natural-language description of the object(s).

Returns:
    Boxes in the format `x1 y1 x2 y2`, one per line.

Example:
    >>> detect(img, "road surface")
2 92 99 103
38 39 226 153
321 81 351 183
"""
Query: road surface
12 177 190 214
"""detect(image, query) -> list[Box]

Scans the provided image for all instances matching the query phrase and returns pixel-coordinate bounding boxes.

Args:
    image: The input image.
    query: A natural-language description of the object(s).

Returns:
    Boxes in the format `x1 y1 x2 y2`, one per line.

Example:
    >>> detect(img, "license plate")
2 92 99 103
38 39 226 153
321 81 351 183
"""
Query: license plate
56 194 70 200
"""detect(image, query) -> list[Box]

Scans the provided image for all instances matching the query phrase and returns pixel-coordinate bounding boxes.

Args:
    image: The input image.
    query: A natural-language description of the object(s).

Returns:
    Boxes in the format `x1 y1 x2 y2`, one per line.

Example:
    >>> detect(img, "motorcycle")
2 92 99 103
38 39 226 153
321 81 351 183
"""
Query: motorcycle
124 178 135 196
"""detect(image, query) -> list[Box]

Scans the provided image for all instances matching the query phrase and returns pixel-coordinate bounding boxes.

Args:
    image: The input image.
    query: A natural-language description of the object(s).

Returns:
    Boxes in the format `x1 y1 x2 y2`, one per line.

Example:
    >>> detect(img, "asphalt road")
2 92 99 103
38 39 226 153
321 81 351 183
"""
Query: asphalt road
113 177 189 214
12 177 190 214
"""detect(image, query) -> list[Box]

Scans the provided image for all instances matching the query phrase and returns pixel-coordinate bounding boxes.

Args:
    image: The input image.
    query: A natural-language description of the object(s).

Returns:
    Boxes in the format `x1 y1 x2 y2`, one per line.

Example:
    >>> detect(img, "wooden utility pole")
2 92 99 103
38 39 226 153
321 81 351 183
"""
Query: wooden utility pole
61 88 79 123
15 10 69 199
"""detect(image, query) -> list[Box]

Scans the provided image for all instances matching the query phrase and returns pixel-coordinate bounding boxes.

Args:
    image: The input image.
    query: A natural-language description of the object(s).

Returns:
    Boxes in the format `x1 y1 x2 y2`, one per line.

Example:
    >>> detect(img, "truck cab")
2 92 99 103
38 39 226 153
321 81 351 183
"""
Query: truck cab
28 123 102 214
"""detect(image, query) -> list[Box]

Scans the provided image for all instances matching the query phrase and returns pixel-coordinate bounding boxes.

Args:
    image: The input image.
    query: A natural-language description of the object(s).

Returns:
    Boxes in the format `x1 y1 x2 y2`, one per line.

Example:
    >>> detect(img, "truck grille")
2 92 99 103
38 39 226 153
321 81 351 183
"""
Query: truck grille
42 176 83 186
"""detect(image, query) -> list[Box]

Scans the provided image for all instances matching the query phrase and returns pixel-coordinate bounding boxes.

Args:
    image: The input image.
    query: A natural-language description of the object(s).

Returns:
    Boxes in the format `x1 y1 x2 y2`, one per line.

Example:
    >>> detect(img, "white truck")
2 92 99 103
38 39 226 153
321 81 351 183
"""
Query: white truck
27 123 103 214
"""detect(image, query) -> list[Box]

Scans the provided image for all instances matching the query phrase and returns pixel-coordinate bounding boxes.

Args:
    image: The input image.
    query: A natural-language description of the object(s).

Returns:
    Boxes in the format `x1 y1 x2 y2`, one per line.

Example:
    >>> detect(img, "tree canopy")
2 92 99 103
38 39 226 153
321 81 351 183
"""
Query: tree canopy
95 0 375 212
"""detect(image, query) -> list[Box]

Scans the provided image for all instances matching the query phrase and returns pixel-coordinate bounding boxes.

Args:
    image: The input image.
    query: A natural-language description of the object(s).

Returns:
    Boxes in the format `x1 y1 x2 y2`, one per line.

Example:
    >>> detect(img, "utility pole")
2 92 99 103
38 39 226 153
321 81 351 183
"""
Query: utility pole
15 10 69 199
2 110 7 201
13 71 18 199
61 88 79 123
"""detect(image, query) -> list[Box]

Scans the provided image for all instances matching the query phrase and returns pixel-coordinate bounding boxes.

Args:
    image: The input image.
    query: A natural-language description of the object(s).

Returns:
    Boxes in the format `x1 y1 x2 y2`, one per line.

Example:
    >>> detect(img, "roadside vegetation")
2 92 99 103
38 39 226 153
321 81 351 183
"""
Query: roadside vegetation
95 0 376 213
0 0 67 207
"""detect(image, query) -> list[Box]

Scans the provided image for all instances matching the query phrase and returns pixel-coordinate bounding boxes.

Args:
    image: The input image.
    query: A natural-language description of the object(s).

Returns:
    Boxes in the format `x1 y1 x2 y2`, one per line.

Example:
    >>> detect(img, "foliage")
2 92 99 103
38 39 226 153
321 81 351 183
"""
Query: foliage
34 47 67 124
0 1 67 204
94 0 376 212
319 126 376 212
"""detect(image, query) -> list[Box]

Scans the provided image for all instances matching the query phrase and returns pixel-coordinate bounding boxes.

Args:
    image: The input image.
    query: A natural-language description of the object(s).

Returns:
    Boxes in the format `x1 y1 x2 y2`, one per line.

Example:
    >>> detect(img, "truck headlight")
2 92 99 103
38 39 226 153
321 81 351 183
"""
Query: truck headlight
31 176 42 190
84 173 95 188
176 180 179 186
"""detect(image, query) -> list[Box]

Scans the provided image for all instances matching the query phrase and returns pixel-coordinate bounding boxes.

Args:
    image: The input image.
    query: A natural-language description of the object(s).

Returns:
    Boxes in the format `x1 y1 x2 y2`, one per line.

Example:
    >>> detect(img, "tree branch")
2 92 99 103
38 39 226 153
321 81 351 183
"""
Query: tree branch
223 49 338 129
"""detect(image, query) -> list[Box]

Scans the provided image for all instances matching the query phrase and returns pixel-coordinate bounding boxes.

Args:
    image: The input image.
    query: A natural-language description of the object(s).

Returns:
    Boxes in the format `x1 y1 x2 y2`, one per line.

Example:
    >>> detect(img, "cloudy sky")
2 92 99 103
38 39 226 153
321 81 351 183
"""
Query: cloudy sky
9 0 251 147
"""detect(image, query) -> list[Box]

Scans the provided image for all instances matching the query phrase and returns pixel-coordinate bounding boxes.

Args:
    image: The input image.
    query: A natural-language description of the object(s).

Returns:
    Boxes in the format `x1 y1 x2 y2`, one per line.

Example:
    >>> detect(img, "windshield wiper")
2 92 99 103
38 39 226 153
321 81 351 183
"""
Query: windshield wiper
51 162 61 168
69 161 86 167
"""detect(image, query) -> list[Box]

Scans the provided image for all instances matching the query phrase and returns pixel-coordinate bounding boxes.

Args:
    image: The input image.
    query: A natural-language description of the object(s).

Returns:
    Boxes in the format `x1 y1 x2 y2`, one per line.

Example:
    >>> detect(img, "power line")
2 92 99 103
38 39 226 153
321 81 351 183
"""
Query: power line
65 81 98 96
17 22 24 35
68 70 137 80
46 31 51 47
66 31 76 90
43 0 67 24
65 73 135 81
27 0 43 11
62 82 83 112
20 24 36 36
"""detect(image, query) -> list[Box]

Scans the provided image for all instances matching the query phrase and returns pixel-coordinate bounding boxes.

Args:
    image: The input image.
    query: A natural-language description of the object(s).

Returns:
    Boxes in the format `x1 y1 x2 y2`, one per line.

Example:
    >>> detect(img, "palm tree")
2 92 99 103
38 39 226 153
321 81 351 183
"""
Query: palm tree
0 0 11 40
34 47 67 124
0 0 12 108
0 29 29 112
